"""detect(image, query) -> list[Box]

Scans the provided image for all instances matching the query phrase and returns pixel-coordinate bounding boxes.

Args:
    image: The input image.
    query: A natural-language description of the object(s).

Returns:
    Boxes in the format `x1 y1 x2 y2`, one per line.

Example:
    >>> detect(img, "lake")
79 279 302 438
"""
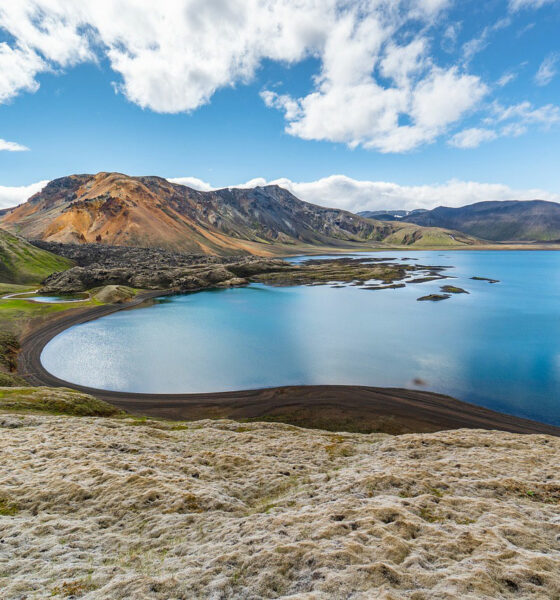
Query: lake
40 250 560 425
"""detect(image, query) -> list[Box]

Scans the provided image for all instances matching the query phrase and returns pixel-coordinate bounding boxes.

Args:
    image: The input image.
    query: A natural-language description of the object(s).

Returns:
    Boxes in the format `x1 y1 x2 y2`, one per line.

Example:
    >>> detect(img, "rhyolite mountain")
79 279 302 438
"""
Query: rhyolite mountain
0 172 478 255
0 228 73 284
385 200 560 242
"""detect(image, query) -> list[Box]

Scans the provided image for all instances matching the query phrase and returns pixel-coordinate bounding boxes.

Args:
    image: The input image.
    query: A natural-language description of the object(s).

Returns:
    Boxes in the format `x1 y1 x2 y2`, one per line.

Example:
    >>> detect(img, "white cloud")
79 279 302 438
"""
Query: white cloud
262 7 488 154
0 0 490 153
167 176 213 191
0 43 43 103
462 18 510 65
441 23 460 53
448 100 560 149
0 180 48 210
0 1 332 111
0 1 555 155
496 72 517 86
535 53 558 86
265 65 486 153
509 0 558 10
0 138 29 151
165 175 560 213
449 128 498 148
489 101 560 125
247 175 560 212
3 174 559 214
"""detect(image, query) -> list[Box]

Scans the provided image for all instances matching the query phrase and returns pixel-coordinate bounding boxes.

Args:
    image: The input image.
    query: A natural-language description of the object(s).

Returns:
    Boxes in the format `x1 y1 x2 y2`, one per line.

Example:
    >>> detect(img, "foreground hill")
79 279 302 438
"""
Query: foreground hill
393 200 560 242
0 228 73 284
1 413 558 599
0 172 478 255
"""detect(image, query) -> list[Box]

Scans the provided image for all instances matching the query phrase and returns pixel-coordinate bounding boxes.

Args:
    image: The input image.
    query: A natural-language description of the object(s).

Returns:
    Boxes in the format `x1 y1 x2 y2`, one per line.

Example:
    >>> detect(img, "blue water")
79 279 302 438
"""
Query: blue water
41 251 560 425
30 295 86 303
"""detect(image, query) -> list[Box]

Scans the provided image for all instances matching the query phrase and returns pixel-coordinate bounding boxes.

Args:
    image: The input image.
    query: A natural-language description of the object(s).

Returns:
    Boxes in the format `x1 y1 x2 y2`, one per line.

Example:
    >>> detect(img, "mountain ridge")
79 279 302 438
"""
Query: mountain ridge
0 172 479 255
379 199 560 242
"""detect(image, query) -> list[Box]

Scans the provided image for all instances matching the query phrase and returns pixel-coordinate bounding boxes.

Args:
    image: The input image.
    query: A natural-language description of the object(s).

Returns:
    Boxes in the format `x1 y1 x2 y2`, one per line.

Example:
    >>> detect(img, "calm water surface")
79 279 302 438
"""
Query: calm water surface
41 251 560 425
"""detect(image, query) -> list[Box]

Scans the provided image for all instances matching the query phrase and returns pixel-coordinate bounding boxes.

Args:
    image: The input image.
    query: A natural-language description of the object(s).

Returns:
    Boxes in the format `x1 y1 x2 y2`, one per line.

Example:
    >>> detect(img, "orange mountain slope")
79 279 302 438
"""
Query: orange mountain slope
0 172 479 255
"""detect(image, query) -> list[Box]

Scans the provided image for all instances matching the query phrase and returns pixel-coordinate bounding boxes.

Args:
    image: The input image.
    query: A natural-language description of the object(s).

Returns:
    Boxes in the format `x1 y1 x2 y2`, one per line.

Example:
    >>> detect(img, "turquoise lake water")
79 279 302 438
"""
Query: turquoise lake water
41 251 560 425
31 295 86 303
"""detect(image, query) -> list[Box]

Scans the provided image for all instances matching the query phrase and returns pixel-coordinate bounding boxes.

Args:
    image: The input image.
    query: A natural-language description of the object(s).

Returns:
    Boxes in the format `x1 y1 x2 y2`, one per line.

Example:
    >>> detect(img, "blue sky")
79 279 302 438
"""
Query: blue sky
1 0 559 212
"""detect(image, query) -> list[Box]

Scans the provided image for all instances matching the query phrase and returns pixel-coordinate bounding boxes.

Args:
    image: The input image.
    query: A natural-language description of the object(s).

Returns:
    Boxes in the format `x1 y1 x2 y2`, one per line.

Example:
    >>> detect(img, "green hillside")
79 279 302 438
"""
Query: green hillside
0 228 73 284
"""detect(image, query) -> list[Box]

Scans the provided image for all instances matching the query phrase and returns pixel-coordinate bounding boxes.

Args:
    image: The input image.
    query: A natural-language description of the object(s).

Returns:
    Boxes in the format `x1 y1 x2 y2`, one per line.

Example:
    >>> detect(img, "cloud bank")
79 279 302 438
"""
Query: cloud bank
170 175 560 213
2 175 558 214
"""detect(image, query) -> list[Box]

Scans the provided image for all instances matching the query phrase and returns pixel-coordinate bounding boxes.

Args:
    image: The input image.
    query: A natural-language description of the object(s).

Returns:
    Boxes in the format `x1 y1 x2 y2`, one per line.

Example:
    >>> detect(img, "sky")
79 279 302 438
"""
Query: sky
1 0 560 213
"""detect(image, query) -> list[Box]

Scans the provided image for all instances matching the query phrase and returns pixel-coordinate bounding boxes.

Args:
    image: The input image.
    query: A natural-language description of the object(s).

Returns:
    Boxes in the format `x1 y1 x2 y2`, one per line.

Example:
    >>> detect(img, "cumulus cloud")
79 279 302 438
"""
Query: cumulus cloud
535 53 558 86
0 180 48 210
0 1 555 154
0 138 29 151
167 176 213 191
0 0 489 153
0 43 44 103
262 11 488 154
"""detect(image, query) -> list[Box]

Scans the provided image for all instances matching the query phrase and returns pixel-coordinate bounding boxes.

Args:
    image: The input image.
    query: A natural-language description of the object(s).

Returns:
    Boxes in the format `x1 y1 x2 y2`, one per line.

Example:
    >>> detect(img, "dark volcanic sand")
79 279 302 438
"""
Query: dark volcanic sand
17 291 560 436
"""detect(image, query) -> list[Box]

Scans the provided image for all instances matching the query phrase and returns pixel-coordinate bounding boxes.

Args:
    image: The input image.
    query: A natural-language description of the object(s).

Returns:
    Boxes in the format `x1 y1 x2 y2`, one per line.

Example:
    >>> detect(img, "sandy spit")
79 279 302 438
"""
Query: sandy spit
0 415 559 599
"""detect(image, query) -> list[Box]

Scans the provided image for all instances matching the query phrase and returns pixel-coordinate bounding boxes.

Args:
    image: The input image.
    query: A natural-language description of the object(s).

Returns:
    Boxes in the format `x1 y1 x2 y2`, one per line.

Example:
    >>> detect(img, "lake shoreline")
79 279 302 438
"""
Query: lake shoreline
17 289 560 437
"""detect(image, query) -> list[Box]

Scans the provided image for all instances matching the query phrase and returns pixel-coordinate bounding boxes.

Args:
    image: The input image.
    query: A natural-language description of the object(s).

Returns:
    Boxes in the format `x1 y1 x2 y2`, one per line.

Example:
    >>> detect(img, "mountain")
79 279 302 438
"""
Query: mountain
0 172 479 255
395 200 560 242
0 228 73 284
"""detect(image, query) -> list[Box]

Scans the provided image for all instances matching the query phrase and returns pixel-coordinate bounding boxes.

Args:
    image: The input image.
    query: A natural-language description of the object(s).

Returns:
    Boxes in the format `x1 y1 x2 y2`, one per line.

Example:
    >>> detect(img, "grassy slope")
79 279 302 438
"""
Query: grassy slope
0 287 102 376
0 228 73 284
0 386 122 416
383 223 479 247
1 419 558 598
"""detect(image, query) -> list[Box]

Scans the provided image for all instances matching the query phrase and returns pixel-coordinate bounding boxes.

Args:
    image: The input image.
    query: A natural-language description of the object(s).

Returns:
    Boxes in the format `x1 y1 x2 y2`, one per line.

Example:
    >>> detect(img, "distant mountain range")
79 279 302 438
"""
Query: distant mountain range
361 200 560 242
0 172 478 255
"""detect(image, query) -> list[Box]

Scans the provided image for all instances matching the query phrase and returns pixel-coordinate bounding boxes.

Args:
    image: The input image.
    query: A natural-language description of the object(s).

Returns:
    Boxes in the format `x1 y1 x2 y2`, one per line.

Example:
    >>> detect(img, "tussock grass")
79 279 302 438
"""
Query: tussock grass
0 419 558 598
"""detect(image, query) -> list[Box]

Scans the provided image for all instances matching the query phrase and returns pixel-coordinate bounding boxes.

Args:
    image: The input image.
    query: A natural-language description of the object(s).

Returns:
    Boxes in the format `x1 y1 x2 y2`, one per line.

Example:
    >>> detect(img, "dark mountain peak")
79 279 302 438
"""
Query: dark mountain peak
401 199 560 241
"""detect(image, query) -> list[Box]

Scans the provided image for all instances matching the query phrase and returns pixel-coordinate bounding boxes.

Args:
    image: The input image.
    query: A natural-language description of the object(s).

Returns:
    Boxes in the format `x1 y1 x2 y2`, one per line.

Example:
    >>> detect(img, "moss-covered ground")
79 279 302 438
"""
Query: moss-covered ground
0 386 123 417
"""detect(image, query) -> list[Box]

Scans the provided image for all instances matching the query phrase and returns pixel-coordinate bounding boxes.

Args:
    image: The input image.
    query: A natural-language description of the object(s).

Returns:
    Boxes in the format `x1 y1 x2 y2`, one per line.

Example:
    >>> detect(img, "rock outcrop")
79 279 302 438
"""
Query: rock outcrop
36 244 453 294
36 243 286 292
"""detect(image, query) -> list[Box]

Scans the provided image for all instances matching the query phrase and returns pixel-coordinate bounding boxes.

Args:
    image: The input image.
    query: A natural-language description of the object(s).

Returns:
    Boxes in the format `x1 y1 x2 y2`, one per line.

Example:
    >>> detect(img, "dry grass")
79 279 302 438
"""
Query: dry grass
0 416 558 599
